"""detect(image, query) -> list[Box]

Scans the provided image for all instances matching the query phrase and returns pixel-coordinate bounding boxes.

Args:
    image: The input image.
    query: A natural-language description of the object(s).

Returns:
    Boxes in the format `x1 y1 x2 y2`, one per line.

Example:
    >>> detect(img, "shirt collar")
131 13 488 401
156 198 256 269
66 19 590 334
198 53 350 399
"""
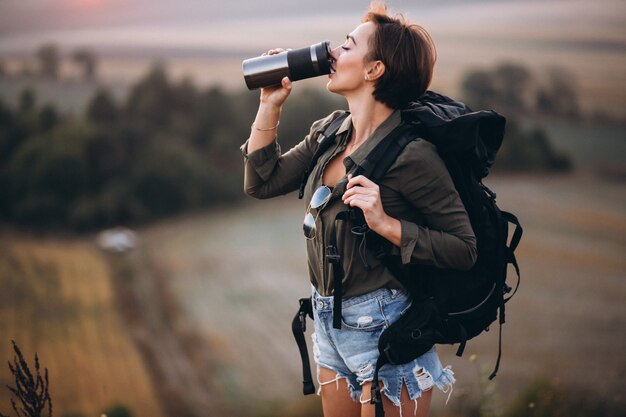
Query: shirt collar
341 109 403 170
336 112 353 136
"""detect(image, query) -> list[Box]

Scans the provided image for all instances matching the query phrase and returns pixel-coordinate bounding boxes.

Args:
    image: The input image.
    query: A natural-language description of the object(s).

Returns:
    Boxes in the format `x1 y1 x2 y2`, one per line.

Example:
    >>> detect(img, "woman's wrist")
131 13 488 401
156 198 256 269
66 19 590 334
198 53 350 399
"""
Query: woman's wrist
375 215 402 248
256 102 281 121
248 102 282 153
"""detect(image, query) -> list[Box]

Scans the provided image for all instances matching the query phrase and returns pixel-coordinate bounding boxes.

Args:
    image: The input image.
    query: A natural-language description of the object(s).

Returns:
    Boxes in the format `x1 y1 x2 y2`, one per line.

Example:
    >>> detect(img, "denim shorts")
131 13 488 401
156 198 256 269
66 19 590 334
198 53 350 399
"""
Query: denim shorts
311 285 455 408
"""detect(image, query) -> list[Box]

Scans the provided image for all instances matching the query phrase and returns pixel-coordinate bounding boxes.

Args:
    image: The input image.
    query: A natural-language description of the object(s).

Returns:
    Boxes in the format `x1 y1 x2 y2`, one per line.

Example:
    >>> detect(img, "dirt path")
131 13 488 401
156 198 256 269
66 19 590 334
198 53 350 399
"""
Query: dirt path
108 247 238 417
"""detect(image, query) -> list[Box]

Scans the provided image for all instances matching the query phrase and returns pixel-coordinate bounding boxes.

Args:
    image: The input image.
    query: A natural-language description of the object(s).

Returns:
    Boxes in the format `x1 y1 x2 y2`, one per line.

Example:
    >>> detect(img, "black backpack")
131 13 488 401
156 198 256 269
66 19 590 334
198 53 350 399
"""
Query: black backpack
292 92 522 415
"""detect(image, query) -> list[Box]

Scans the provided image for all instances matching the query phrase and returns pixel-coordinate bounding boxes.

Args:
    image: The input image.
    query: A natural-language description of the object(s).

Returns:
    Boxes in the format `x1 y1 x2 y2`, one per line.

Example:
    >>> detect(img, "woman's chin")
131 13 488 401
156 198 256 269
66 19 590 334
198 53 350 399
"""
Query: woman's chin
326 78 340 94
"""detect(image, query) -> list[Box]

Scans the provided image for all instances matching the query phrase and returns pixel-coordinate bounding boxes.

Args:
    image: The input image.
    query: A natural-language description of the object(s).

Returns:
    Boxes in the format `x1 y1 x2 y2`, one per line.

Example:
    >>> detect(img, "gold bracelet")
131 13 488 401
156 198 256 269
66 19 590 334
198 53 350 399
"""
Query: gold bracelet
252 121 280 131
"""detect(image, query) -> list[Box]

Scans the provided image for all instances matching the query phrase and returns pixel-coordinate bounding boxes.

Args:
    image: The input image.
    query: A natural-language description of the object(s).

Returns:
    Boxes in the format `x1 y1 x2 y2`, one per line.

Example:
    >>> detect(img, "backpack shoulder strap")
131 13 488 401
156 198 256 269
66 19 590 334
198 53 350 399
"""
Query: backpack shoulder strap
298 111 350 199
355 122 421 183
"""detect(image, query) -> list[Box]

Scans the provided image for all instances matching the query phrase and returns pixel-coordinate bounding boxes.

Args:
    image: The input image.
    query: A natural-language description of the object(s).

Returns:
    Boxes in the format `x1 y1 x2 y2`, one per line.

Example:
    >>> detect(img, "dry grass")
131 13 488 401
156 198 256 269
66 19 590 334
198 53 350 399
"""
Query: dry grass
0 172 623 415
0 237 164 417
138 173 626 412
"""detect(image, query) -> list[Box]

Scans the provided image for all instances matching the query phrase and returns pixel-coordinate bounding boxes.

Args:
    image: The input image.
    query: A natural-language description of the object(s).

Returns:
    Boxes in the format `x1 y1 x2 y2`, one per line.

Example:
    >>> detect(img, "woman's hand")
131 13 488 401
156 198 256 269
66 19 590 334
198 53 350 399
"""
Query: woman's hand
259 49 292 107
342 175 401 246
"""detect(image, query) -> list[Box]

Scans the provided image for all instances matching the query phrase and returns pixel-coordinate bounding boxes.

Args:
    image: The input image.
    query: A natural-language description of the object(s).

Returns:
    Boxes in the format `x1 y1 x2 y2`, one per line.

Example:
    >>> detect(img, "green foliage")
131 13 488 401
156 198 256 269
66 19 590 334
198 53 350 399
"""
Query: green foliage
494 121 572 172
19 89 36 113
460 62 576 172
535 67 580 118
102 404 133 417
87 89 118 125
461 62 580 119
0 63 343 231
4 57 576 231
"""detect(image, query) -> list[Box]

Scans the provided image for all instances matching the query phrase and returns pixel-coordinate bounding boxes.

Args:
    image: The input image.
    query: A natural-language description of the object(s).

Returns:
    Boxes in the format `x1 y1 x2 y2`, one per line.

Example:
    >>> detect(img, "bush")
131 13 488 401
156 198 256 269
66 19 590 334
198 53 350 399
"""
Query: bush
102 404 133 417
494 121 572 172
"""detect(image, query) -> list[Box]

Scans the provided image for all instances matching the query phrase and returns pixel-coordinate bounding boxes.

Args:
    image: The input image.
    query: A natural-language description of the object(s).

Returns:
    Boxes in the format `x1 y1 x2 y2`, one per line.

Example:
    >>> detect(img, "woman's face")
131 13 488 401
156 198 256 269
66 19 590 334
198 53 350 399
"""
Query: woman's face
327 21 377 96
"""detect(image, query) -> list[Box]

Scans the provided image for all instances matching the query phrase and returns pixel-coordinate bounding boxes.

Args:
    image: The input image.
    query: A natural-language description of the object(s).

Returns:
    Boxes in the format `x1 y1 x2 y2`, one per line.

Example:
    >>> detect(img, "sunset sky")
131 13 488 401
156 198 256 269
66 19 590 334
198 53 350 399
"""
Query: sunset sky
1 0 624 54
1 0 624 114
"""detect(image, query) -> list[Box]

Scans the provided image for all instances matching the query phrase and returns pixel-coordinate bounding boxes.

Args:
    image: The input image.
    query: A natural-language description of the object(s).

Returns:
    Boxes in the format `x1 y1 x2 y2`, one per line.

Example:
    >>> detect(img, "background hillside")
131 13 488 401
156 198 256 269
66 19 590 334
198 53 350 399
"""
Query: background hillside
0 0 624 416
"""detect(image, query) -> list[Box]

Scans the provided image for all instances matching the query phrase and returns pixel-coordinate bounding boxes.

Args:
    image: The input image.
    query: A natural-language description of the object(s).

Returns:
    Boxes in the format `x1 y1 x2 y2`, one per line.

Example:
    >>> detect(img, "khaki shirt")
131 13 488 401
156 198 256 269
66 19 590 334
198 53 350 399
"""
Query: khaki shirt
241 109 477 298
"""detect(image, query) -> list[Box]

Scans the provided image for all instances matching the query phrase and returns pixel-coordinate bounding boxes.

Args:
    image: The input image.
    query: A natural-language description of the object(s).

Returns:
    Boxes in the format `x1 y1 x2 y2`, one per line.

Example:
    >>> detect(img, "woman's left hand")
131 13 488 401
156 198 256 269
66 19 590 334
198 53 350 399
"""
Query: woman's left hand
342 174 390 234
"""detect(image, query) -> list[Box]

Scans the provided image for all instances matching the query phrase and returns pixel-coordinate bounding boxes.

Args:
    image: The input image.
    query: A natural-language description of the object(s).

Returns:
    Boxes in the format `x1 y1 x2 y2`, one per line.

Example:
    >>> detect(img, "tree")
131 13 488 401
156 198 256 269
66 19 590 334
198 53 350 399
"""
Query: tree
38 104 59 132
36 43 61 79
124 62 172 129
535 66 580 118
461 62 533 113
87 89 118 125
71 48 98 80
494 121 572 172
18 89 36 113
461 69 497 111
493 62 532 112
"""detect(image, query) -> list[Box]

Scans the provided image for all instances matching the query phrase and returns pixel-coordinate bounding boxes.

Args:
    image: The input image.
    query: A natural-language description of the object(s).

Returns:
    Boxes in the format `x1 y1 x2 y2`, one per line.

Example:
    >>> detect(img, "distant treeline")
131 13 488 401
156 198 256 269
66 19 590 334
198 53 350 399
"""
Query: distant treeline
0 63 344 231
459 61 574 173
0 43 97 81
0 59 572 231
461 62 581 119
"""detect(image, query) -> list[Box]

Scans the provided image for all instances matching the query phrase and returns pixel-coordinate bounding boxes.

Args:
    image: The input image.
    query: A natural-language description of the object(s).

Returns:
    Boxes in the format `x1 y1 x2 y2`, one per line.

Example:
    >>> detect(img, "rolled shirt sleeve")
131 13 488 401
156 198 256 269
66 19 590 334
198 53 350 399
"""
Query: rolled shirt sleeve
240 139 281 182
399 219 419 265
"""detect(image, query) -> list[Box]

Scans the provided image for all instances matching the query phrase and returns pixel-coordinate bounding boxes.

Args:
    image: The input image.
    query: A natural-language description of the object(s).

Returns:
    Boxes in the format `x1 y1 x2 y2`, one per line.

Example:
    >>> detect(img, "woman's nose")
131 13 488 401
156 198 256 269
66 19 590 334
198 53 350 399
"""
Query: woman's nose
329 46 341 59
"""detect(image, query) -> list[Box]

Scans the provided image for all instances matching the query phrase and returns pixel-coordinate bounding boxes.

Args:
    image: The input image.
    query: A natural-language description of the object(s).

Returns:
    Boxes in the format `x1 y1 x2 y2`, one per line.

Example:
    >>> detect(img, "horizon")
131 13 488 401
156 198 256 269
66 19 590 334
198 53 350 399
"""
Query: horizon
0 0 625 116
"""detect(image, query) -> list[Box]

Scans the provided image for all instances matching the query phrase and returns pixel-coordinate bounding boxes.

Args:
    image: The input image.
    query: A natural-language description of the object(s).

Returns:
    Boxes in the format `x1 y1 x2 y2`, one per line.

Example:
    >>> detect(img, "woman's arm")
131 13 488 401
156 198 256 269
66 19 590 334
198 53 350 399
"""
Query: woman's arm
342 139 477 271
247 67 291 154
241 60 346 199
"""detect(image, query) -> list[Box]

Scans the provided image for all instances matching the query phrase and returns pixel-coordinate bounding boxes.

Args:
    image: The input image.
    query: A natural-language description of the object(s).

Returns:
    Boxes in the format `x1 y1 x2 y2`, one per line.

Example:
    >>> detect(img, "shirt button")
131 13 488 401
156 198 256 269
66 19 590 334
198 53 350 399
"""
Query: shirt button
317 300 324 309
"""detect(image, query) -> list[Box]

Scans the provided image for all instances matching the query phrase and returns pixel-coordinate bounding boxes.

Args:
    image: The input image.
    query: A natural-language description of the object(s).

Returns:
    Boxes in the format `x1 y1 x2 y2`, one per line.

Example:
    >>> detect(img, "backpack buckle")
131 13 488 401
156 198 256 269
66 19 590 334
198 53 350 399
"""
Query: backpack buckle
326 245 341 264
298 310 307 332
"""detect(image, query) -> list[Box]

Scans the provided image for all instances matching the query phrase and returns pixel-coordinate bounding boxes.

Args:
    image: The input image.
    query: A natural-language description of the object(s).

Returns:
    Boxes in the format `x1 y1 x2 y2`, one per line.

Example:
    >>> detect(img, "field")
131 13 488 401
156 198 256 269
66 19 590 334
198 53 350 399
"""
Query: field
138 172 626 412
1 172 624 415
0 236 164 417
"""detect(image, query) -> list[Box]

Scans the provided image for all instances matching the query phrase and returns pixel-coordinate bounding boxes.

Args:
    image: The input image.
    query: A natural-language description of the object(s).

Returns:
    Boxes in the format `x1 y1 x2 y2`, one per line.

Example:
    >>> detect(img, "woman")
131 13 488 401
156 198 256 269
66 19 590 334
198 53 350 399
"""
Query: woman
241 4 477 417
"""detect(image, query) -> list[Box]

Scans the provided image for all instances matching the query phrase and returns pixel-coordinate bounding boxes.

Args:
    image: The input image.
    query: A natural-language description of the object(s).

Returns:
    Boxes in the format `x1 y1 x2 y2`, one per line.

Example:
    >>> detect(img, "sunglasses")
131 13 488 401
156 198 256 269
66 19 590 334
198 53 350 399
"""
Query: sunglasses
303 185 332 239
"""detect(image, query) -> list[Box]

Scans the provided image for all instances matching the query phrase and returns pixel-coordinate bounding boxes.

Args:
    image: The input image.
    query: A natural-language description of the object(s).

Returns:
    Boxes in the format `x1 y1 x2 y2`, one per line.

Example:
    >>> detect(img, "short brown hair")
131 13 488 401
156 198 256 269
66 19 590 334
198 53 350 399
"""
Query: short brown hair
363 4 437 109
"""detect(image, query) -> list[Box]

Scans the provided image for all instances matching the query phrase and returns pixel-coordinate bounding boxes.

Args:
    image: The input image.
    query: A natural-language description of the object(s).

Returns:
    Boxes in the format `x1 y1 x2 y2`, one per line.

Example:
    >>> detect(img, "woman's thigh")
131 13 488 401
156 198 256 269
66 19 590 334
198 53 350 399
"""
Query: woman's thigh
319 367 361 417
360 381 432 417
319 367 434 417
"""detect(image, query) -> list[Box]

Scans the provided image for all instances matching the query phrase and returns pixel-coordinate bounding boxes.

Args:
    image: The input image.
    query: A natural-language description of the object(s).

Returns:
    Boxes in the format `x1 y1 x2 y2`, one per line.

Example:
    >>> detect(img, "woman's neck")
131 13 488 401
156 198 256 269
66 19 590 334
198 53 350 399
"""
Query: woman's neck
346 95 394 147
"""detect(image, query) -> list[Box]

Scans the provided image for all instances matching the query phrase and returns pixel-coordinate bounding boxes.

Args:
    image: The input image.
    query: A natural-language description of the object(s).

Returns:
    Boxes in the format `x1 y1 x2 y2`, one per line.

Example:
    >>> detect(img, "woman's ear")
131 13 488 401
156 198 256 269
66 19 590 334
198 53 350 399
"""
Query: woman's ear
365 60 386 81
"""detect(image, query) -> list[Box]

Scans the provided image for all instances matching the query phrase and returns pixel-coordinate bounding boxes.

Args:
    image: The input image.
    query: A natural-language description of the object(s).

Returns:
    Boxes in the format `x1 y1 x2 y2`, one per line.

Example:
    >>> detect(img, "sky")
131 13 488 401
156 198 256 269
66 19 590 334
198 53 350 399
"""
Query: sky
0 0 624 114
1 0 624 55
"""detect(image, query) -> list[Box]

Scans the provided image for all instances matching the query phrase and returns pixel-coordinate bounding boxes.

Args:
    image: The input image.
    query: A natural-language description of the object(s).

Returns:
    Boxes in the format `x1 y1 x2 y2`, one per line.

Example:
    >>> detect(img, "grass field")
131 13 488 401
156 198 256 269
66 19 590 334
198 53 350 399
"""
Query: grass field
1 172 624 416
0 237 164 417
139 172 626 413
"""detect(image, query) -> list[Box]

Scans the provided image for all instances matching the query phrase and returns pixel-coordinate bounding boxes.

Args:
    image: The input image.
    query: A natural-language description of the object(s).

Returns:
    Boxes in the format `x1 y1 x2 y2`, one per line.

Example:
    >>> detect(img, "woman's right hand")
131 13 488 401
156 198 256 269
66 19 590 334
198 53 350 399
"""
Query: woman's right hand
259 49 292 107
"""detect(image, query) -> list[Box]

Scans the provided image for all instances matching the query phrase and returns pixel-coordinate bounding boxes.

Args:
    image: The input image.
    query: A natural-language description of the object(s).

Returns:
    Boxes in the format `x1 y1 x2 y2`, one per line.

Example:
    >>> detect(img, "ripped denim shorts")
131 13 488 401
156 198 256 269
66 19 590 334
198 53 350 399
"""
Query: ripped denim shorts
311 285 455 409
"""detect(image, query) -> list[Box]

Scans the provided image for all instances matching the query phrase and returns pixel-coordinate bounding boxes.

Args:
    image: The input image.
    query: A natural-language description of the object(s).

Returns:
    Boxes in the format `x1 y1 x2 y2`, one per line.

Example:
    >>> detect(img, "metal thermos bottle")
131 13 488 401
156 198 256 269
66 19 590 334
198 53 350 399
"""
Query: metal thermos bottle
242 41 333 90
